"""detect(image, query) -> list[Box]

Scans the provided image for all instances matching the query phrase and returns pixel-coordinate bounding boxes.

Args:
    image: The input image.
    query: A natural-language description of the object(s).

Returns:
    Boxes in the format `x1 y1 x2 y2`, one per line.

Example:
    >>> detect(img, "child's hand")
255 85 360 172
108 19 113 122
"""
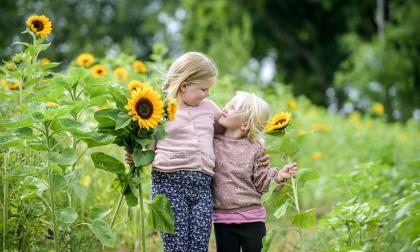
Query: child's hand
275 162 298 183
257 148 270 168
125 148 133 165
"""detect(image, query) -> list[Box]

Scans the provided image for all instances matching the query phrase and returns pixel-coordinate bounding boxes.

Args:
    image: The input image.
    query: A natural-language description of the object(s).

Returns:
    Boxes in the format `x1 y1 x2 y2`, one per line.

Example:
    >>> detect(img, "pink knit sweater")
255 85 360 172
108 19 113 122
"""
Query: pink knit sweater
152 99 221 176
212 134 280 212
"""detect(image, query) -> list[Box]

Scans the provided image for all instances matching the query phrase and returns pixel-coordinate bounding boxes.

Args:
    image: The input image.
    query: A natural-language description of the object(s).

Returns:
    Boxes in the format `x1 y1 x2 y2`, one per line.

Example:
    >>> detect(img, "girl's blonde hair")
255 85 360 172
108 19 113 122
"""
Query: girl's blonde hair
163 52 218 100
225 91 270 143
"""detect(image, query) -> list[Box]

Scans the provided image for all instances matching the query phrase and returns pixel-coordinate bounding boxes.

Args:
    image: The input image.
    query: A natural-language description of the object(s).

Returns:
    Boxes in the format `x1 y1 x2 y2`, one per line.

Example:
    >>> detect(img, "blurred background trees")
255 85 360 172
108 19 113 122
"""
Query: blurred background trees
1 0 419 121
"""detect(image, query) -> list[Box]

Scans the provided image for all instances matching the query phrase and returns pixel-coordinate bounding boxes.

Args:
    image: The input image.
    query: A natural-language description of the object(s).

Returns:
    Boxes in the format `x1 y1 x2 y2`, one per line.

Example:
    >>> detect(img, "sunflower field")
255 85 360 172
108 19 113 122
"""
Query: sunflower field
1 10 420 252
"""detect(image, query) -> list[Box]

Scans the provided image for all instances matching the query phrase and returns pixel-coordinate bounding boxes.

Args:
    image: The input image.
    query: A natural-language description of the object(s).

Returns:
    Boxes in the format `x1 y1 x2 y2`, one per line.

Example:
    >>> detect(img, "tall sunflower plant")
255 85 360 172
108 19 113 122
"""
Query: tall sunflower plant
261 112 319 252
91 80 176 251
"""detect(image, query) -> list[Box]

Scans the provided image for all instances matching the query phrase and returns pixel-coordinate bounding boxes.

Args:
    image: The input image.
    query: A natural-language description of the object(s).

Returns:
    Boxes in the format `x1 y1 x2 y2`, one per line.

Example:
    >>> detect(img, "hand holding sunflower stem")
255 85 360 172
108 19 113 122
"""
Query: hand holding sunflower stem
265 112 306 251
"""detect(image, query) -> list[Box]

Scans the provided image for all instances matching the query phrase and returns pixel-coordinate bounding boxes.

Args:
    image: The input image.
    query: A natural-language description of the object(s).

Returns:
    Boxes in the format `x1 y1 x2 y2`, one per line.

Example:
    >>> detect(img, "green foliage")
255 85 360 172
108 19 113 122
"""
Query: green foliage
147 194 175 234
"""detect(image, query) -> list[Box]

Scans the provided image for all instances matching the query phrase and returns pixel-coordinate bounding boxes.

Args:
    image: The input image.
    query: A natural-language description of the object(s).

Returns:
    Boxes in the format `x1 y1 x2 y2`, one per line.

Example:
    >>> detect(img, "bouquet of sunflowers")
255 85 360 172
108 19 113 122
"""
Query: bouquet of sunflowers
91 80 176 251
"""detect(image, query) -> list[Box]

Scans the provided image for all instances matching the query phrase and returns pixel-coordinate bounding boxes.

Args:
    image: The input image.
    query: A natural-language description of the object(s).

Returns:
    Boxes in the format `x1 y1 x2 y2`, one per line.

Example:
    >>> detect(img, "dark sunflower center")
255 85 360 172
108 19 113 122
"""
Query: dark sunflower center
33 21 44 31
97 70 103 74
136 98 153 119
274 119 286 126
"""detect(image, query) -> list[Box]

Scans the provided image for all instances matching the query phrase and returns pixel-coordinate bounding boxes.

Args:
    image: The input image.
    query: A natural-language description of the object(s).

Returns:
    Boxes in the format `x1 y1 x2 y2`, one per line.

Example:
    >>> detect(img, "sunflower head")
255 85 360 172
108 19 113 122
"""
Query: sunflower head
26 15 52 38
132 60 147 73
286 100 297 110
8 81 20 90
165 99 177 121
76 53 95 67
40 58 50 64
373 102 384 116
124 86 164 130
91 64 107 77
114 67 128 81
128 80 149 92
265 112 292 134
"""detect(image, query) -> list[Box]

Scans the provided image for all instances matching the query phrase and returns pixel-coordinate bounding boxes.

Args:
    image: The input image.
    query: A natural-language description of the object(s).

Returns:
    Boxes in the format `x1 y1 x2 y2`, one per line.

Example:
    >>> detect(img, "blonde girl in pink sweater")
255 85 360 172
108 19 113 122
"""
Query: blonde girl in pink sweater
126 53 270 251
212 91 298 252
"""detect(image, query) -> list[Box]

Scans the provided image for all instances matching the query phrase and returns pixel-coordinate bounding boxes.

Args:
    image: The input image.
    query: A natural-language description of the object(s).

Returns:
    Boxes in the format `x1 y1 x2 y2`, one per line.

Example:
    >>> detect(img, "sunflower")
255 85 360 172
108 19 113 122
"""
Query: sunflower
312 151 322 160
26 15 52 38
128 80 149 92
8 81 19 90
76 53 95 67
91 64 107 77
265 112 292 134
286 100 297 110
132 60 147 73
114 67 128 81
125 86 164 130
1 80 8 89
165 99 177 121
46 101 58 107
373 102 384 116
40 58 50 64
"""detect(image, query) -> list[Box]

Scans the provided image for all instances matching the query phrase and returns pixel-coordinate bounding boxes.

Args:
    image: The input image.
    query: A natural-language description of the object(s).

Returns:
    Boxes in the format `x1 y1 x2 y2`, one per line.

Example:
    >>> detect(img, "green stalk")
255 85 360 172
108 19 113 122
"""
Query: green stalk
110 189 125 228
3 149 11 251
287 154 305 251
45 123 60 251
137 167 146 252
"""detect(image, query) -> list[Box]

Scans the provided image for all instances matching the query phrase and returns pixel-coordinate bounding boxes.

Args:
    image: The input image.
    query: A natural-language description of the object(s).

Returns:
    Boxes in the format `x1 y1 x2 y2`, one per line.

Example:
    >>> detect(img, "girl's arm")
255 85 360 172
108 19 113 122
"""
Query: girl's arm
252 150 281 193
208 99 225 135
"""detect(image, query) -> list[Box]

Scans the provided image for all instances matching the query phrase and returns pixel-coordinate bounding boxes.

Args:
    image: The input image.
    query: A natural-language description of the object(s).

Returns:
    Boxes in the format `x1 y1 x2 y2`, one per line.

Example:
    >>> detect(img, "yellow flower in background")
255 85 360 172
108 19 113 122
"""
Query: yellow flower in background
312 123 331 132
132 60 147 73
312 151 322 160
26 15 52 38
125 86 164 130
46 102 58 107
265 112 292 133
91 64 107 77
8 81 19 90
373 103 384 116
76 53 95 67
1 80 8 89
287 100 297 110
166 99 177 121
128 80 149 92
40 58 50 64
80 175 92 187
114 67 128 81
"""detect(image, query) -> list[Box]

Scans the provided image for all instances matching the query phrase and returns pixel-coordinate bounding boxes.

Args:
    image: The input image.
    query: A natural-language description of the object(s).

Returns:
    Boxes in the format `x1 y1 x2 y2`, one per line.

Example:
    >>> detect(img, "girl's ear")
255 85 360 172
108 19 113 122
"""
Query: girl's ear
241 120 250 132
180 82 187 93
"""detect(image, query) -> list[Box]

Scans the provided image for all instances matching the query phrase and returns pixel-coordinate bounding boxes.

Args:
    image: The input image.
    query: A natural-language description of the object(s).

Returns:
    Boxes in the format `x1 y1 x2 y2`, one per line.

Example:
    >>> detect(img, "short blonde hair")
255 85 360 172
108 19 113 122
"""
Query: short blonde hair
163 52 218 100
225 91 270 143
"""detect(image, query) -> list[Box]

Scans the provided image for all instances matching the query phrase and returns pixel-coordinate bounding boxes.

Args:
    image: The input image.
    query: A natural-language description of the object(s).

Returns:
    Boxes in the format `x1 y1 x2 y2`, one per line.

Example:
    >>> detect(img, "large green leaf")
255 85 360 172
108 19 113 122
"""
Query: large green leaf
58 207 78 224
89 207 112 221
273 200 289 219
115 111 132 130
290 208 316 228
133 148 155 167
58 118 91 136
91 152 126 174
147 194 175 234
48 148 77 166
87 219 116 247
94 109 119 128
296 168 320 187
124 186 138 207
81 133 116 147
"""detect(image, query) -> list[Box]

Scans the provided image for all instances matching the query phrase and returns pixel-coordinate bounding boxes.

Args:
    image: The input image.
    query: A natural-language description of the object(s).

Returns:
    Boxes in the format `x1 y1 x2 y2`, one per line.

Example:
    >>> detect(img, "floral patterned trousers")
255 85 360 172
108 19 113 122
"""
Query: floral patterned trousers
152 170 213 252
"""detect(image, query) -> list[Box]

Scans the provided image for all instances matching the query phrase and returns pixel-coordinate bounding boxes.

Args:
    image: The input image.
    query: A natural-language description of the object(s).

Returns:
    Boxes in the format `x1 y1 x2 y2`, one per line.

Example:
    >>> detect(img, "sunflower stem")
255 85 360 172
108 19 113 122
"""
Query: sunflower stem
2 148 11 252
137 167 146 252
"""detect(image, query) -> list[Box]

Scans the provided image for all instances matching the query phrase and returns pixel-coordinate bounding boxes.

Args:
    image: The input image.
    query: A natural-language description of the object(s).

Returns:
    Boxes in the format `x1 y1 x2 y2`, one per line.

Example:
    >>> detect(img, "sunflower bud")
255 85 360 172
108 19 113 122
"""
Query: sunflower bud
12 54 23 64
6 63 16 71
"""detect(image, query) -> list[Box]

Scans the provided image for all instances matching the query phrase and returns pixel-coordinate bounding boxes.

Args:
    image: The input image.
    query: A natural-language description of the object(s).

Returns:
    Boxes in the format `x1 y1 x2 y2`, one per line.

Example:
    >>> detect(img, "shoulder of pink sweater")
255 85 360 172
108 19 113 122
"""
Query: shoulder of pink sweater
202 99 221 113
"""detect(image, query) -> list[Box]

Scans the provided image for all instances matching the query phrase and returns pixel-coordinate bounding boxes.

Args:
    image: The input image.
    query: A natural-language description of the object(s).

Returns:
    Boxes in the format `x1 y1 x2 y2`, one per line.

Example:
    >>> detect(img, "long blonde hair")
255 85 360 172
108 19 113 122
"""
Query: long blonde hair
163 52 218 100
225 91 270 143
